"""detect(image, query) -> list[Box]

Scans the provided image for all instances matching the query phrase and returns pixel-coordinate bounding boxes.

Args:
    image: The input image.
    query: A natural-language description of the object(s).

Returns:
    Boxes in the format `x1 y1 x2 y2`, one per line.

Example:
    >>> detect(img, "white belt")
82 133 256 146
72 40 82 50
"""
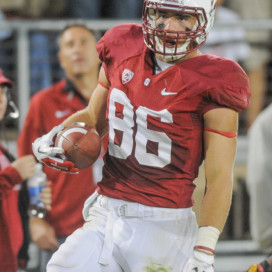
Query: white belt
98 195 192 219
92 195 193 265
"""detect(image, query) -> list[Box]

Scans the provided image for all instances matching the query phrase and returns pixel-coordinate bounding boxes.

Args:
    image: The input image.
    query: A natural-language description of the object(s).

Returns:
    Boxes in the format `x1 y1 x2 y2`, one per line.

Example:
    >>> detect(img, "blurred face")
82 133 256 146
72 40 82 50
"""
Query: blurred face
0 85 8 120
58 26 100 78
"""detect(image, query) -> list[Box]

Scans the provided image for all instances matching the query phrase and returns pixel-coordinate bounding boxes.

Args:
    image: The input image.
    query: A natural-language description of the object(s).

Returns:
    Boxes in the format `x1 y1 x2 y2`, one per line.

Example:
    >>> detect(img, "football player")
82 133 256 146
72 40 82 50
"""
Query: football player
32 0 251 271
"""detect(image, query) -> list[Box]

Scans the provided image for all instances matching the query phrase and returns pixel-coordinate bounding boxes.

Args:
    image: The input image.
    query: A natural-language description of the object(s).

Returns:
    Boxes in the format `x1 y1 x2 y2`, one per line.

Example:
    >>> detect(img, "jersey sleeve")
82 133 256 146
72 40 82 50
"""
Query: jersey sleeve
96 23 144 83
201 59 251 114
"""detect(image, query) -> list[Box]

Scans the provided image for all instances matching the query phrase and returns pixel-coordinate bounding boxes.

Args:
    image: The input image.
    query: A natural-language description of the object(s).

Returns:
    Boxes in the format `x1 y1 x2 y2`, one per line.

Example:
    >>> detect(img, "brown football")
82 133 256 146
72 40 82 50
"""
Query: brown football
55 123 101 170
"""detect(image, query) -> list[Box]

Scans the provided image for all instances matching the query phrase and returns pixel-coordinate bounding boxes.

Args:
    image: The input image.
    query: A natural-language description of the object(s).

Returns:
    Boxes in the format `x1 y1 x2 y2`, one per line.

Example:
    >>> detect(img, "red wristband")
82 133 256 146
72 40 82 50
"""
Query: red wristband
194 246 215 255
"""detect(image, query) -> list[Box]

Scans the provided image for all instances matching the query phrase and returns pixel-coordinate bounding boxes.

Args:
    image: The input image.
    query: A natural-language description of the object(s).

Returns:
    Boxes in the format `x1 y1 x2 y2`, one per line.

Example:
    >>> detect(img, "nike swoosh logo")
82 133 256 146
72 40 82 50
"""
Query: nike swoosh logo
161 88 177 96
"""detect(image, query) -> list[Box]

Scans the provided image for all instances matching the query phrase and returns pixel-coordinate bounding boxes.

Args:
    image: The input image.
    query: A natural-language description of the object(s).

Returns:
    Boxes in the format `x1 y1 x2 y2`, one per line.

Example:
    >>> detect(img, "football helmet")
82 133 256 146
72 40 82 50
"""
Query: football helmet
142 0 217 61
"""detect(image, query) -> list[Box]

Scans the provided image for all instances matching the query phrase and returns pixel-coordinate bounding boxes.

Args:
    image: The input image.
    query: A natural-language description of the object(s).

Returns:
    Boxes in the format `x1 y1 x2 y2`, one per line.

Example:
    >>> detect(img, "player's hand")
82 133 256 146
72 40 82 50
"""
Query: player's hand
32 124 79 174
29 217 59 251
183 251 214 272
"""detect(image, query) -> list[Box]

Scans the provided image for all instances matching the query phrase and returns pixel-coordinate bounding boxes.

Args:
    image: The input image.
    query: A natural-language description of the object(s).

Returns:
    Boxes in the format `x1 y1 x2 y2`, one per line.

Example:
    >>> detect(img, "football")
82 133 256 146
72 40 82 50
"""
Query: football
55 123 101 170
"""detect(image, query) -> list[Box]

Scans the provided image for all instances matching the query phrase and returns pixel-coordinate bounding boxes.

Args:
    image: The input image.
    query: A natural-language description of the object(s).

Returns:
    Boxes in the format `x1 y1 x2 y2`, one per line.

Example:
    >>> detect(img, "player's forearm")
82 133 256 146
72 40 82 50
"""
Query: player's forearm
199 173 233 231
61 108 108 138
192 173 233 257
62 109 96 131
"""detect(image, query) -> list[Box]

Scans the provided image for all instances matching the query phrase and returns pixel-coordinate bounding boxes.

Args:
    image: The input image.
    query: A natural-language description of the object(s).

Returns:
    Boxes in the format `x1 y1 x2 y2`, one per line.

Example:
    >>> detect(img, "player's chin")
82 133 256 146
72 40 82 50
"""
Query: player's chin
72 66 88 76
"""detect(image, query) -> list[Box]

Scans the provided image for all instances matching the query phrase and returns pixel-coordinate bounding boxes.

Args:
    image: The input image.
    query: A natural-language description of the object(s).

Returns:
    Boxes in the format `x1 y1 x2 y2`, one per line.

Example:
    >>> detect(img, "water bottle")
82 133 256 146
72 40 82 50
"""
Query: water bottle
27 163 47 218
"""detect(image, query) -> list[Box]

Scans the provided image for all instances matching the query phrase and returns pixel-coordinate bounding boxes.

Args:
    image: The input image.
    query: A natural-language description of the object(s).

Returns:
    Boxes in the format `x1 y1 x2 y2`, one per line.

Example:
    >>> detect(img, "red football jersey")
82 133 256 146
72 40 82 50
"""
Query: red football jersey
96 24 250 208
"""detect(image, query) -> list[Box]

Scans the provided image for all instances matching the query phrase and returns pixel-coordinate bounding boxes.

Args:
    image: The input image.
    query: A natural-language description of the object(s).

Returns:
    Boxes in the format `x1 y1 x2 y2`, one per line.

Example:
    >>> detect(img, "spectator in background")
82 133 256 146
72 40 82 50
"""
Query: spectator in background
244 104 272 272
17 21 103 272
229 0 272 128
0 69 36 272
202 0 250 64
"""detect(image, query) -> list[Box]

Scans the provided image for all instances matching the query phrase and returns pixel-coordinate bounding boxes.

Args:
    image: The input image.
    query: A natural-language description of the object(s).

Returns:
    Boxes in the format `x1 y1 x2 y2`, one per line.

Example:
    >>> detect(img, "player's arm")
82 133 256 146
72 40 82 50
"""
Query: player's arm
62 66 109 137
201 107 238 230
183 107 238 272
32 66 109 173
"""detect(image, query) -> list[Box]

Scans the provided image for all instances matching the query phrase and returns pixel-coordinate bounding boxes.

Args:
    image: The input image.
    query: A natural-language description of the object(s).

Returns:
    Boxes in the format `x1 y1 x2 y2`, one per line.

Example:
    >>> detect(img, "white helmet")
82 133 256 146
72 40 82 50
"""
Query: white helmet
142 0 217 61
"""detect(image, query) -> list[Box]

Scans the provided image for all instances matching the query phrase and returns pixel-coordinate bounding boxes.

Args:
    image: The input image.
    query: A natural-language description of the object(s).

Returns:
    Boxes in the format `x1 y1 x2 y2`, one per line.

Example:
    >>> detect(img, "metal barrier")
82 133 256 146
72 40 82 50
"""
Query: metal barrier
0 19 272 130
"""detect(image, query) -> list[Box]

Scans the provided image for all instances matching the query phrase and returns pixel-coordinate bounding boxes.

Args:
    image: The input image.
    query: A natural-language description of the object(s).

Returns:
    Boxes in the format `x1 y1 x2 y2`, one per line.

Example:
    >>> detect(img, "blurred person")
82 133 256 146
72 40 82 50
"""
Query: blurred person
0 69 36 272
229 0 272 127
17 21 102 272
202 0 250 63
32 1 251 271
243 104 272 272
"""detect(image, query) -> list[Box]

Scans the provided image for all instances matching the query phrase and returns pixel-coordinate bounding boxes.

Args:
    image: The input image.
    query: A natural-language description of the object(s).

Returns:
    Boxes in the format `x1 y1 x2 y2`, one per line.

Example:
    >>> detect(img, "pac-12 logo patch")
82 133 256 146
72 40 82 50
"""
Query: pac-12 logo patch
122 69 134 84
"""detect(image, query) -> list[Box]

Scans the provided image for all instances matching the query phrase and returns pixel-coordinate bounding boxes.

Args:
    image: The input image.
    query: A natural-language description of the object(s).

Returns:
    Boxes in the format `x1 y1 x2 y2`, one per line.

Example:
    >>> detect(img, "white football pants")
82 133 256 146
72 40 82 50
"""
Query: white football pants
47 193 198 272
